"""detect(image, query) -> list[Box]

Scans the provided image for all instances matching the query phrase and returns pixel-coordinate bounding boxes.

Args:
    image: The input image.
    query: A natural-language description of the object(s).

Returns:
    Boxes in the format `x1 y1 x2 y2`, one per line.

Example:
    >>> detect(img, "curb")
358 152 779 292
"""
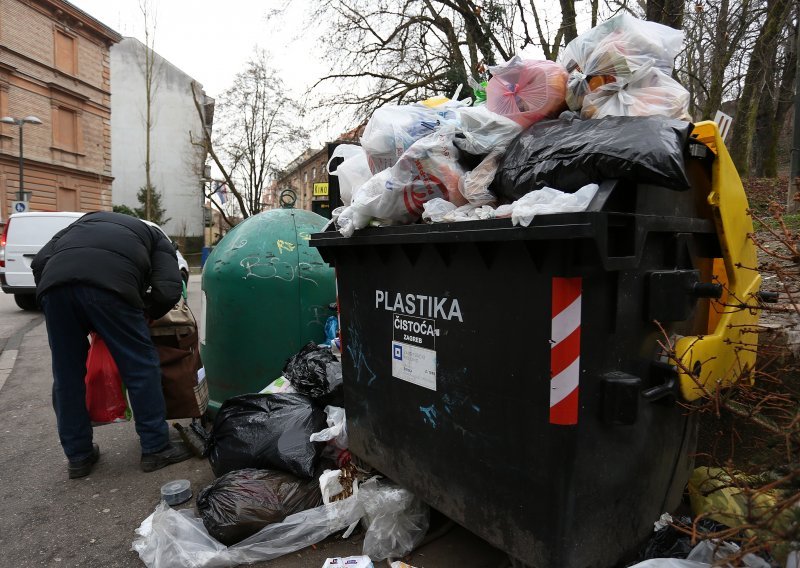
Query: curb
0 315 44 393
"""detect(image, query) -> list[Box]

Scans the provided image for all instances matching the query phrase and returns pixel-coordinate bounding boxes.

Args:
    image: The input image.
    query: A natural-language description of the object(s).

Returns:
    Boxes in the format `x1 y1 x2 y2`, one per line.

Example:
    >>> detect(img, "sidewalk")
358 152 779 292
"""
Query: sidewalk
0 315 507 567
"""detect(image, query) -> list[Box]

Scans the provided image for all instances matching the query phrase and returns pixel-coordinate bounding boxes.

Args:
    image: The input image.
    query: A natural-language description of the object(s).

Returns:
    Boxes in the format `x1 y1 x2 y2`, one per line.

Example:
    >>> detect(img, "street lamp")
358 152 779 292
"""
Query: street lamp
1 115 43 203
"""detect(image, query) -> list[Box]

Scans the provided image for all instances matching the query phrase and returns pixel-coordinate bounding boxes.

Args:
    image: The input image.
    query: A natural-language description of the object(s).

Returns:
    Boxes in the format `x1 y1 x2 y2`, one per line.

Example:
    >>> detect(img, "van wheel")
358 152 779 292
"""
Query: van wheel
14 294 38 311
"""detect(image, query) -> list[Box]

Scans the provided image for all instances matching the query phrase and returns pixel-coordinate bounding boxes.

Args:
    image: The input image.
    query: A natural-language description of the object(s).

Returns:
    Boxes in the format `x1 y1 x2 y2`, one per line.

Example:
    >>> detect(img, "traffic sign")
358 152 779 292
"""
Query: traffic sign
12 201 29 213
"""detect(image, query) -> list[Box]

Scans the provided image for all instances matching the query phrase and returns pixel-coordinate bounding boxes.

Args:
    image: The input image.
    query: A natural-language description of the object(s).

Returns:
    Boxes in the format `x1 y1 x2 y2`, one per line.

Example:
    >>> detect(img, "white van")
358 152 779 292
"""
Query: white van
1 212 189 311
0 212 84 310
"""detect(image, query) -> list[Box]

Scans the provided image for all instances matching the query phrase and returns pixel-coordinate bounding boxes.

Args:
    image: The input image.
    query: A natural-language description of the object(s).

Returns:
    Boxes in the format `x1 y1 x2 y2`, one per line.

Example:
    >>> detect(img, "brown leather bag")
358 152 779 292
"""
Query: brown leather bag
150 298 208 419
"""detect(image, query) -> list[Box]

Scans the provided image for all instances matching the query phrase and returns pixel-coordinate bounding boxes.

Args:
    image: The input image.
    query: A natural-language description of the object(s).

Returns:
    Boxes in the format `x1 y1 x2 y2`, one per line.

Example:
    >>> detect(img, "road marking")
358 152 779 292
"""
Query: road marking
0 315 44 394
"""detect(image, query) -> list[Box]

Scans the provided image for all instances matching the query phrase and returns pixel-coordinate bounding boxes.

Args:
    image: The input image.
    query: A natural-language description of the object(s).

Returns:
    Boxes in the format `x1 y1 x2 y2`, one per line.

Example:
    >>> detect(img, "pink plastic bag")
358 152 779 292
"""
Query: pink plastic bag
486 57 568 128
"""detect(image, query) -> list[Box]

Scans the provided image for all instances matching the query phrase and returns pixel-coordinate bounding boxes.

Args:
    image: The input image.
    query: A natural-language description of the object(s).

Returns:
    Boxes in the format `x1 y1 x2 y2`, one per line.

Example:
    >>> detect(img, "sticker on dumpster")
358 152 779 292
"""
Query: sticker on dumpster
392 314 437 390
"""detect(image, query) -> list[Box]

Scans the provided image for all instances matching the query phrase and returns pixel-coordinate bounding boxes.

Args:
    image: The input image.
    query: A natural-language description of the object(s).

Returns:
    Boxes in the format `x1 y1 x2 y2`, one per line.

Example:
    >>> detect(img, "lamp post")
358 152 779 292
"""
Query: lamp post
1 115 43 203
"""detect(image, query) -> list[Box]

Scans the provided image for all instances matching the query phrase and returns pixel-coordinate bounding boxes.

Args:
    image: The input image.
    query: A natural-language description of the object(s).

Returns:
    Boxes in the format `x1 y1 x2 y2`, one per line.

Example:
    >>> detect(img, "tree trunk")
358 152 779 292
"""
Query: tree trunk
646 0 685 29
700 0 731 120
729 0 793 177
752 59 778 177
559 0 578 44
766 17 799 177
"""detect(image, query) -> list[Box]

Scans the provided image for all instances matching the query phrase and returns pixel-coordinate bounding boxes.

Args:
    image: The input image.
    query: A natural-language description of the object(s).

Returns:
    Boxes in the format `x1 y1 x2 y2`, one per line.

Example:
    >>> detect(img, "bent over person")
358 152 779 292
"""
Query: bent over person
32 211 192 478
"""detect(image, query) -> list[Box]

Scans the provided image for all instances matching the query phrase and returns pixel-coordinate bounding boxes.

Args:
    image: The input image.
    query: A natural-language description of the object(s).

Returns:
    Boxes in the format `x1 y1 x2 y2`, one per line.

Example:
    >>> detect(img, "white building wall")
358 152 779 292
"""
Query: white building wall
111 37 208 237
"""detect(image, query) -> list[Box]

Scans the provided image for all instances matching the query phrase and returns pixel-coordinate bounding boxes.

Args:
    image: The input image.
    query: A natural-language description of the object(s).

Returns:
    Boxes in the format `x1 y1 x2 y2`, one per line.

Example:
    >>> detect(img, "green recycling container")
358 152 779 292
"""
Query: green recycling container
199 208 336 413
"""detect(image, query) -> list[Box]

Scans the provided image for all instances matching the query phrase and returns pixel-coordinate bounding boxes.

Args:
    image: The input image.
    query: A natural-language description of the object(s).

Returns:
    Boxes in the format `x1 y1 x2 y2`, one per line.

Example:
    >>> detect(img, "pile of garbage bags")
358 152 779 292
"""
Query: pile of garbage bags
132 340 430 568
329 13 694 237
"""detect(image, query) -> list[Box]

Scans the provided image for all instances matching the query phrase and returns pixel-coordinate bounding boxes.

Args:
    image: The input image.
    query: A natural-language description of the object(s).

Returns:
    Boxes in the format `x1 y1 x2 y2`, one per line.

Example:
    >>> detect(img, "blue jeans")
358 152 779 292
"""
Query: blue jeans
41 285 169 461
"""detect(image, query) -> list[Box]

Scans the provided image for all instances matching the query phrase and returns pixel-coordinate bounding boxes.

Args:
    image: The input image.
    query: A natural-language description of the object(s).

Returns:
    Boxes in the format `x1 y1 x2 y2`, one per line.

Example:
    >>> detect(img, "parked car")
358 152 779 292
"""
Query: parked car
1 212 189 311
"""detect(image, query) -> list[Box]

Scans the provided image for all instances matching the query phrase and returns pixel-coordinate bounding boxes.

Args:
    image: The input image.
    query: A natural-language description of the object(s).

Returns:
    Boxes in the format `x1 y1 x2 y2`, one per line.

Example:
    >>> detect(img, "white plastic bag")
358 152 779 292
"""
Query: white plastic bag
337 127 467 236
359 479 429 561
328 146 372 207
422 198 457 223
132 497 365 568
453 106 523 155
309 405 348 449
510 184 598 227
582 65 690 120
559 13 685 113
360 104 459 173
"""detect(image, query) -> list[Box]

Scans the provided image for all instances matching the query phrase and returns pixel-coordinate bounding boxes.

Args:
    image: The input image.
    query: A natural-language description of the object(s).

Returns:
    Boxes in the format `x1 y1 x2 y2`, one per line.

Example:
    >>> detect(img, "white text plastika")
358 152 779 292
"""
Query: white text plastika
375 290 463 322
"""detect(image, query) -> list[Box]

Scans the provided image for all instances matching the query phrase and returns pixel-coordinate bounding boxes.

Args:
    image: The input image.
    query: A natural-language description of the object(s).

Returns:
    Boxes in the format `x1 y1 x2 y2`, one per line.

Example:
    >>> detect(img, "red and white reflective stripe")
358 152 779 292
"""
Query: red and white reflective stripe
550 277 582 425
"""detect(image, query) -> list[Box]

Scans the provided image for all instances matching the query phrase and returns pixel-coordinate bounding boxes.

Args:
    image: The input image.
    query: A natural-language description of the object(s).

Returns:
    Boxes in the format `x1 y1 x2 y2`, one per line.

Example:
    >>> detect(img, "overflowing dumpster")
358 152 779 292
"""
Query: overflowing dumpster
200 208 336 413
311 121 761 567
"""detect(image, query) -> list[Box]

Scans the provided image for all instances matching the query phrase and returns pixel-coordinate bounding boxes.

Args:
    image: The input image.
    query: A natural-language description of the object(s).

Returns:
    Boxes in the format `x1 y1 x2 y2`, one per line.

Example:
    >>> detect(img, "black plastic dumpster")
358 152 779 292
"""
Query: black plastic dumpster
310 122 760 568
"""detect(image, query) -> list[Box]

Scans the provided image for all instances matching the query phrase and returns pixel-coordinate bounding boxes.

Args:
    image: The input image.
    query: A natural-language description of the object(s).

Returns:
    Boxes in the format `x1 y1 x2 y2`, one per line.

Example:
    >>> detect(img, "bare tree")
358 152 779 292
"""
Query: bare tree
136 0 163 221
729 0 794 176
190 51 308 220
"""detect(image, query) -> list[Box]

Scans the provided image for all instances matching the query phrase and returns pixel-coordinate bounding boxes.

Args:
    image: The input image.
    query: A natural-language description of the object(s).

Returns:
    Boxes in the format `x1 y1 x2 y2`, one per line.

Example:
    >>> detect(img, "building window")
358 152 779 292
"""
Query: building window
57 187 78 211
54 107 79 152
312 167 316 180
54 30 77 75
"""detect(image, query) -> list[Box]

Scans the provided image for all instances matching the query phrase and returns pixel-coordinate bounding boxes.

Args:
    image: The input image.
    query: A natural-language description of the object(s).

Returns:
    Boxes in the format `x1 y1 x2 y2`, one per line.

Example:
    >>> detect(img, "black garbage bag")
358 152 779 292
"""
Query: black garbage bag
208 393 326 478
283 342 341 399
495 115 693 200
196 468 323 546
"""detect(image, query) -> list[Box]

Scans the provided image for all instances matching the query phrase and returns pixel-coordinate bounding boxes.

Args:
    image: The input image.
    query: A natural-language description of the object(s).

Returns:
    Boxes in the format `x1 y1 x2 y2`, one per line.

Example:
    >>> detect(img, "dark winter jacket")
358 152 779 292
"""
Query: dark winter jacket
32 211 182 319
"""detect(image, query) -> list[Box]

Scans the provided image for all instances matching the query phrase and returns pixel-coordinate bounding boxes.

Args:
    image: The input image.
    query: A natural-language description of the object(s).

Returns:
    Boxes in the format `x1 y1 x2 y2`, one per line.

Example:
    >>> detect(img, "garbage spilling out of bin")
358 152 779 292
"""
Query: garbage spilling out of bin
329 13 696 238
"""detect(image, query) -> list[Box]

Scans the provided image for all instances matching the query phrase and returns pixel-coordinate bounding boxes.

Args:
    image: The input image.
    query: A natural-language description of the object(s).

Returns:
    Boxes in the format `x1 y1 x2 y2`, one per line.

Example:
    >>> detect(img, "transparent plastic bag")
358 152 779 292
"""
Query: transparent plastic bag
327 146 372 207
422 198 457 223
359 479 430 561
560 13 684 113
360 104 459 173
581 65 690 120
453 105 522 155
486 56 568 127
459 148 504 206
309 405 348 450
336 127 466 236
132 497 365 568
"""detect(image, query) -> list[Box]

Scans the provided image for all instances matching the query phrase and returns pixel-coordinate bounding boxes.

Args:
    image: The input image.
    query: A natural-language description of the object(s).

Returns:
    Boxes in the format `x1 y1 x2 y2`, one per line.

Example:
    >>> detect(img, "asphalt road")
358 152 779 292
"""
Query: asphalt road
0 276 509 568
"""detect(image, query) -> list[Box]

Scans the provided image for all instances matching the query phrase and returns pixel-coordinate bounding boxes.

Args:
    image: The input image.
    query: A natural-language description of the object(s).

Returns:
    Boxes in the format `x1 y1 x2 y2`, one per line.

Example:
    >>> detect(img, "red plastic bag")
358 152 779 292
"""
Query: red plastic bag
85 333 128 424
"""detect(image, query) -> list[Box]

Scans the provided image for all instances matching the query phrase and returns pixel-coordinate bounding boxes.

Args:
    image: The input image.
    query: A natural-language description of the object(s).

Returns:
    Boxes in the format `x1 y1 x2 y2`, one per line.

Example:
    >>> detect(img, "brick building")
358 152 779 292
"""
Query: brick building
0 0 120 222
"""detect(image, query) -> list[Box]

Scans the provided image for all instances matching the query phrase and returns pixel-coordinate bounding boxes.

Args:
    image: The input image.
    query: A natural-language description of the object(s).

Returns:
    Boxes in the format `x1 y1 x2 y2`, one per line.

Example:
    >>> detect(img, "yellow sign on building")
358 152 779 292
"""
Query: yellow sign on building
313 182 329 197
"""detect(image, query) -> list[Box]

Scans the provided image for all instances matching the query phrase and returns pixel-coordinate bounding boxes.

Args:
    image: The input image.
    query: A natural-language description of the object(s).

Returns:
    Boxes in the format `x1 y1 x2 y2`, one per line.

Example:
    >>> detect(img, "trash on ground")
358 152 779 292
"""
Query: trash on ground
319 463 360 505
259 376 297 395
309 406 348 450
322 556 374 568
283 342 342 400
208 393 326 478
160 479 192 506
196 468 323 546
359 478 430 562
132 495 363 568
486 56 568 127
496 114 692 200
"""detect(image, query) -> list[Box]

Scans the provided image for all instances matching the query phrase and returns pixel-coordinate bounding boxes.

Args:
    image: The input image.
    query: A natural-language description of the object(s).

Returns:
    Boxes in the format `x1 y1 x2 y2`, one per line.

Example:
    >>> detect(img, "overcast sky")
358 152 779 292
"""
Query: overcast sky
69 0 342 144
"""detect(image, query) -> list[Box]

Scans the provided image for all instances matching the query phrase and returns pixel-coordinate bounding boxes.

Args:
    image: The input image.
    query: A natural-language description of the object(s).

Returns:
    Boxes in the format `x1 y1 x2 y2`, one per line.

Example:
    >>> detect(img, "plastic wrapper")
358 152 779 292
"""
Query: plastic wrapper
327 145 372 207
259 376 296 395
559 13 685 116
496 115 693 200
510 184 598 227
309 405 348 450
85 333 129 424
196 468 323 546
453 106 523 156
360 104 459 173
132 495 364 568
323 557 373 568
359 479 429 561
336 127 467 237
283 342 339 399
208 393 326 479
486 56 568 127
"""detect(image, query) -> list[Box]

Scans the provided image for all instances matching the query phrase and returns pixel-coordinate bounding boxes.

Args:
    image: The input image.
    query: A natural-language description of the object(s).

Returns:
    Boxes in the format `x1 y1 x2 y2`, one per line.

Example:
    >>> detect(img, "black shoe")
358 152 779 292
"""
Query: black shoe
140 441 193 473
68 443 100 479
